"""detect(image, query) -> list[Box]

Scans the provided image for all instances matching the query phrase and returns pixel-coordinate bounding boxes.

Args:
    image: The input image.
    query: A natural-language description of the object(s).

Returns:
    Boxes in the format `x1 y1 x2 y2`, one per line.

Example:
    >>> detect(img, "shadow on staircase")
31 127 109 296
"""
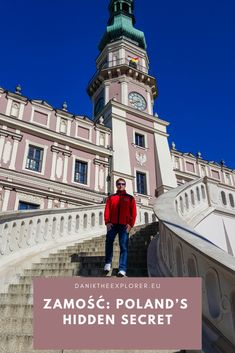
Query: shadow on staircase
0 221 185 353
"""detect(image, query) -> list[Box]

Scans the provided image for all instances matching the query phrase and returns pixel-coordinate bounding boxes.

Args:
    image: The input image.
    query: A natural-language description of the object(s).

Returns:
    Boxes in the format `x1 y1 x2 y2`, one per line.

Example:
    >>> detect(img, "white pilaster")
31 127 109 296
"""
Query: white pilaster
5 99 12 116
104 83 110 105
47 198 53 209
108 51 113 66
119 48 125 64
120 81 128 105
67 120 72 136
0 135 6 163
50 151 58 181
105 166 109 194
94 156 99 191
63 155 69 183
96 129 100 146
2 188 11 211
9 138 19 170
146 91 153 115
153 125 177 195
18 103 25 120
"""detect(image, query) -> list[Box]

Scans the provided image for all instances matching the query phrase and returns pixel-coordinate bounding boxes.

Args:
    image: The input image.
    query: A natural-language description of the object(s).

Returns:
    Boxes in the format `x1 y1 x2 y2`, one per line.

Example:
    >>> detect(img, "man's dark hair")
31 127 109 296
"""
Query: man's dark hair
116 178 126 185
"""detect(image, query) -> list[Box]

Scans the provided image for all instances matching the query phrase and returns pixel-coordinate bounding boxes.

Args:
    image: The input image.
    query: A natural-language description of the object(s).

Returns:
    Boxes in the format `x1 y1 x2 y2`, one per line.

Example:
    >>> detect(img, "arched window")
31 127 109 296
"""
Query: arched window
221 191 227 206
122 2 129 13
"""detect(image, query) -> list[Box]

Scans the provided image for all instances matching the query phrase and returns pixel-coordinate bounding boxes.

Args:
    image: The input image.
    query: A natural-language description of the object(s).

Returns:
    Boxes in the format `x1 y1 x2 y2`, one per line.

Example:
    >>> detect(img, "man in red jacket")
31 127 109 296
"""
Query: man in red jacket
104 178 137 277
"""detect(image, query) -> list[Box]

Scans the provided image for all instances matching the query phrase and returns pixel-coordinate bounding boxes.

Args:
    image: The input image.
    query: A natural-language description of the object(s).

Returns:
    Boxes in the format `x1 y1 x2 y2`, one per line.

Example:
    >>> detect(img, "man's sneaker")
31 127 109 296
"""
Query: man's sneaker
104 263 111 273
117 270 127 277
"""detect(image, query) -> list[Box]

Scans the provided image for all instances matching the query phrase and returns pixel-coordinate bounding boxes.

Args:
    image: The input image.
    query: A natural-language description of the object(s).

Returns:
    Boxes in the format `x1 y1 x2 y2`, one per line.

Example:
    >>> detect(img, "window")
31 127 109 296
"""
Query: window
211 170 220 180
122 2 130 13
135 133 145 147
26 145 43 172
186 161 195 173
136 171 147 195
74 160 88 184
18 201 40 210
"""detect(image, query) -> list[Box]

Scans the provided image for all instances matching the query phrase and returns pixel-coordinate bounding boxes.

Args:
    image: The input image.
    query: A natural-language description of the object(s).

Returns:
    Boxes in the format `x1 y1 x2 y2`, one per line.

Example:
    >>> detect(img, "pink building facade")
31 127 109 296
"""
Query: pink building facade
0 0 234 213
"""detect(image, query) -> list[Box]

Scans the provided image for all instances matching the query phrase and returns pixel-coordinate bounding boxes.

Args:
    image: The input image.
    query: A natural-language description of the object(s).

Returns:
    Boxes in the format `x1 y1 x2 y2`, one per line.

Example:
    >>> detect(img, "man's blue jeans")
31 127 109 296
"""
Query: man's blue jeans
105 224 129 272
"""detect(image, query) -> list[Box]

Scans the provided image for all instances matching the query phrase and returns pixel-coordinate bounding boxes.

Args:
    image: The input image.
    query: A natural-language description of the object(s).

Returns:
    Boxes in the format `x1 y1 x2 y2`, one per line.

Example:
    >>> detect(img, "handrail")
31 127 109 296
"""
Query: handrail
151 177 235 351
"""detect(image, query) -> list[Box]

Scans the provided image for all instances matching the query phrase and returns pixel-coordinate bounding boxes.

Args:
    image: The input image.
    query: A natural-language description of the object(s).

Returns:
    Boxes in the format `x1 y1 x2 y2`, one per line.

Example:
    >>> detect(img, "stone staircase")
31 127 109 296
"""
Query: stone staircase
0 222 182 353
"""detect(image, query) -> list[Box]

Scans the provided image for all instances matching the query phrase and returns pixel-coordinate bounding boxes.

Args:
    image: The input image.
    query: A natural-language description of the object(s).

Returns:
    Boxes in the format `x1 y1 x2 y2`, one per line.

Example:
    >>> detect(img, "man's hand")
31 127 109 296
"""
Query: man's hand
106 223 113 231
126 224 132 234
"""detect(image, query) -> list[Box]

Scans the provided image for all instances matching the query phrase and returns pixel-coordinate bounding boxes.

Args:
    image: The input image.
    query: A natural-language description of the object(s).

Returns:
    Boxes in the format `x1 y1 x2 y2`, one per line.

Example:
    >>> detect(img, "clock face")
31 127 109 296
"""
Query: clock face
94 97 104 116
128 92 147 111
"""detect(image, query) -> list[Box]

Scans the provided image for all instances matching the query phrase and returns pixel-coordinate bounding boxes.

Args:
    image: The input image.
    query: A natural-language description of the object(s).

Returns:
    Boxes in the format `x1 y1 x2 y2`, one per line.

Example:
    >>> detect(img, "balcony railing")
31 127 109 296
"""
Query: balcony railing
88 58 149 87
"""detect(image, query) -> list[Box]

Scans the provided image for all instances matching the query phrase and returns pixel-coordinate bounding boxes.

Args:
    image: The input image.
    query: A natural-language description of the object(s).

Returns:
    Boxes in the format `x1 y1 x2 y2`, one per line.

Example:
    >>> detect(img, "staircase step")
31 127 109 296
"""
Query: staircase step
0 222 157 353
8 284 33 295
31 263 77 270
22 268 75 277
0 304 33 318
0 318 33 335
0 293 33 305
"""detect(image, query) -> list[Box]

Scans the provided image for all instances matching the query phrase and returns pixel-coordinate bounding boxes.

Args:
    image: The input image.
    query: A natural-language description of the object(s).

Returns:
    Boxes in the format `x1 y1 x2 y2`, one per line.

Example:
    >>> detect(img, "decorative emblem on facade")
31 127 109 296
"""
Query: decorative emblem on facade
136 151 147 166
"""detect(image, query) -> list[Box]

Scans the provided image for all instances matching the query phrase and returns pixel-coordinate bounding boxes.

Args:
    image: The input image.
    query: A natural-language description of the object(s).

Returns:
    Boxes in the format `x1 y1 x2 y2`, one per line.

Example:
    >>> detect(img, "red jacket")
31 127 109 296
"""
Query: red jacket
104 190 137 227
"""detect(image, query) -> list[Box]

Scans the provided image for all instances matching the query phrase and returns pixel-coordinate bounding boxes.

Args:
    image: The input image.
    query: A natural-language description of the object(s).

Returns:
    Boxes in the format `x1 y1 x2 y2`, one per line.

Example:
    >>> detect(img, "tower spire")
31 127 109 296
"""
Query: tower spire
98 0 146 52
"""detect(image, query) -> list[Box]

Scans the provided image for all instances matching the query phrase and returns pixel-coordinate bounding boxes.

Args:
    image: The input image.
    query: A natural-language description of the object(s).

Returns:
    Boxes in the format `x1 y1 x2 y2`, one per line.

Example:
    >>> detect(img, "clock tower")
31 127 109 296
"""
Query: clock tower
87 0 177 203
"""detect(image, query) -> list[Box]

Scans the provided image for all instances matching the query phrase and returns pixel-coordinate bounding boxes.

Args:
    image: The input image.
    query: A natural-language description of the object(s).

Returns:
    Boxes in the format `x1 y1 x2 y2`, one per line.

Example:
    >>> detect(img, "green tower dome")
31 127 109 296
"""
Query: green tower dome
98 0 147 52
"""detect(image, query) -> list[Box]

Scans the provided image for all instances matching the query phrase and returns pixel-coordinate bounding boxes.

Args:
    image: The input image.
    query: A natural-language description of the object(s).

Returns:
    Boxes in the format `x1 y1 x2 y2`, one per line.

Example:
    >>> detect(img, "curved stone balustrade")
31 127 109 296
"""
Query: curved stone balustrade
151 177 235 352
0 203 154 291
0 205 106 257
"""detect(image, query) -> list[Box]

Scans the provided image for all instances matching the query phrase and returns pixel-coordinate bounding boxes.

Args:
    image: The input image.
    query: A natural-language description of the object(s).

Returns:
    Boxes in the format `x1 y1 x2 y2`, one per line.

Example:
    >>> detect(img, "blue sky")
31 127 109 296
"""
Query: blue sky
1 0 235 168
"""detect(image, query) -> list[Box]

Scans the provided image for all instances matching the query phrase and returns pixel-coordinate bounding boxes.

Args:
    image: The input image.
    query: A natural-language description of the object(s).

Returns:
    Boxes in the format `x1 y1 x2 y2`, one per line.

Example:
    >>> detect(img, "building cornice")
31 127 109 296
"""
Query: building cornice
0 167 106 203
171 149 235 172
0 128 22 141
101 99 169 127
6 92 28 104
0 113 112 158
51 145 72 157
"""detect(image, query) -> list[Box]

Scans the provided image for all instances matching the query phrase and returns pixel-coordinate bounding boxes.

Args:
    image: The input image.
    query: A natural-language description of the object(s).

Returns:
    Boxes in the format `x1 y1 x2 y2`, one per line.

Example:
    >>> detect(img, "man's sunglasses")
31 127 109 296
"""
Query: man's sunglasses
117 183 126 186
